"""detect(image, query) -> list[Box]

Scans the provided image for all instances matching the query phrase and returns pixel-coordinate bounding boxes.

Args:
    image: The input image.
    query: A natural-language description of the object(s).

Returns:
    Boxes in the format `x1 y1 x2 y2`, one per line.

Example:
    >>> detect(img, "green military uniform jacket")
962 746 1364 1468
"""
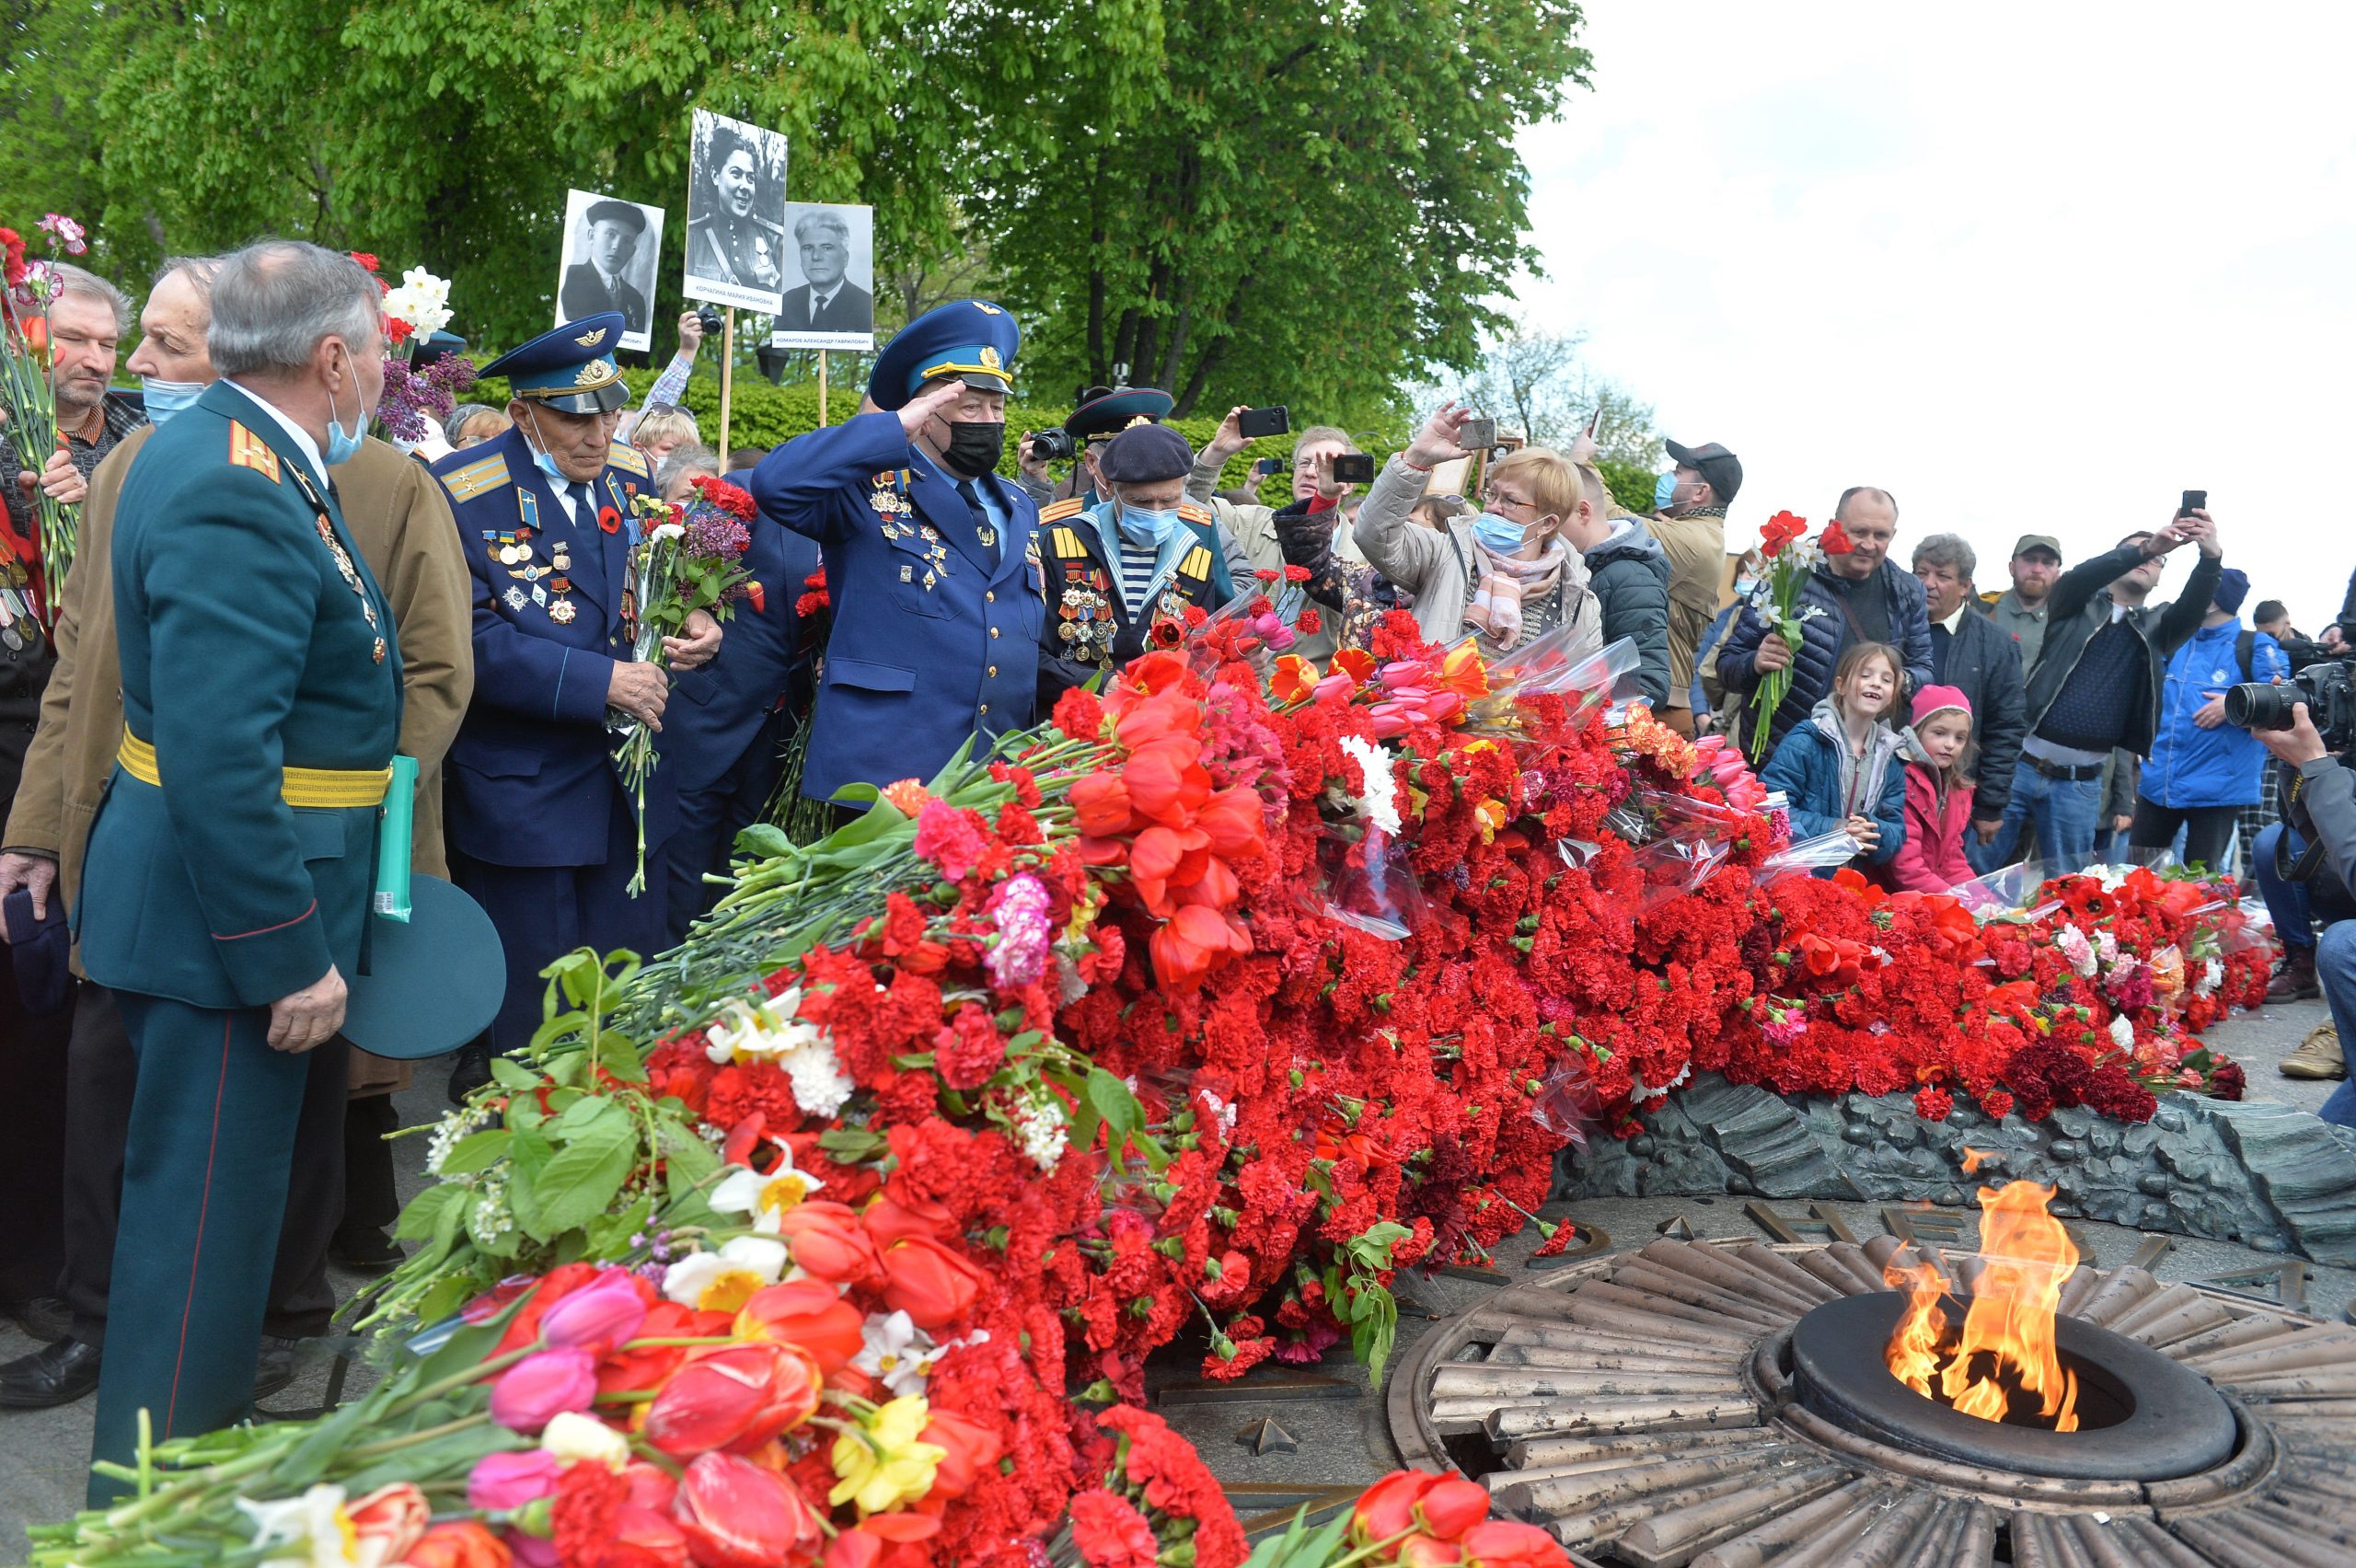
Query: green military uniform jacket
76 380 403 1010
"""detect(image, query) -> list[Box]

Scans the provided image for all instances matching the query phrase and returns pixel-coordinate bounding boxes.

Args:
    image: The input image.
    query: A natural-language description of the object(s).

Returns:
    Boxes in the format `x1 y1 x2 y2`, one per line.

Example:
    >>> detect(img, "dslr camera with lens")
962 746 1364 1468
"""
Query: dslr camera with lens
1025 426 1078 464
2225 633 2356 753
694 304 724 337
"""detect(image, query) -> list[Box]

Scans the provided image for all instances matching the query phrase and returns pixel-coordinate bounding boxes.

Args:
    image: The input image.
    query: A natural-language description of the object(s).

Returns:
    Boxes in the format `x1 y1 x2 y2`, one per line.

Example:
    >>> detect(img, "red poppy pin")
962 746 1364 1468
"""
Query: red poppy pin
597 504 621 535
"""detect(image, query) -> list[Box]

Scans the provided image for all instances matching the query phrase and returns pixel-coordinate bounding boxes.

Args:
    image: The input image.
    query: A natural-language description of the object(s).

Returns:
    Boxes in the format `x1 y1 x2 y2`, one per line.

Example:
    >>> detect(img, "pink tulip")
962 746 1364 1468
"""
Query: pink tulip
468 1449 566 1510
1426 691 1465 722
1380 661 1426 687
1369 710 1410 738
538 1274 649 1356
489 1347 598 1435
1313 674 1356 702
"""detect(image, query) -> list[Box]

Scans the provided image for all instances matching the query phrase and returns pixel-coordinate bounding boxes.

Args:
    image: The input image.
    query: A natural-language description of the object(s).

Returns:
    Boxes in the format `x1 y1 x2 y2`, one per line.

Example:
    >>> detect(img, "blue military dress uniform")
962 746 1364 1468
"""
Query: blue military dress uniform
748 300 1042 802
75 379 402 1499
430 314 674 1054
658 513 821 940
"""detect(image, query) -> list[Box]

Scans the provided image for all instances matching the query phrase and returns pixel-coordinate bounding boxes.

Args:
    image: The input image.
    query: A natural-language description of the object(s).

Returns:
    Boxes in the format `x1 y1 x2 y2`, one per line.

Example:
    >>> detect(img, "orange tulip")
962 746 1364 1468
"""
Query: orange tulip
348 1483 429 1564
1270 654 1317 705
1121 738 1211 826
877 1236 988 1330
860 1195 953 1249
1149 905 1252 990
774 1201 886 1290
1068 772 1134 837
609 1504 692 1568
400 1521 512 1568
918 1407 1003 1501
734 1280 864 1375
643 1341 823 1458
1195 787 1266 860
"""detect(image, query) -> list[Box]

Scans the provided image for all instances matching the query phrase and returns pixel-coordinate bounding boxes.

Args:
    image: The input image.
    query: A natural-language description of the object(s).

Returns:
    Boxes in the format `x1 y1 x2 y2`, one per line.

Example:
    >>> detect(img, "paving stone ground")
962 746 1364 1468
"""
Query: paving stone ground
3 996 2345 1559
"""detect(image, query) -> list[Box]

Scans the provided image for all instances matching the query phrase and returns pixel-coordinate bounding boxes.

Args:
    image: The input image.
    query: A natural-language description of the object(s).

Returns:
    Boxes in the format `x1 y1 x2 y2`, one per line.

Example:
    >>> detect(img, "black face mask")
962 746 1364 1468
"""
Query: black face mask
937 419 1007 478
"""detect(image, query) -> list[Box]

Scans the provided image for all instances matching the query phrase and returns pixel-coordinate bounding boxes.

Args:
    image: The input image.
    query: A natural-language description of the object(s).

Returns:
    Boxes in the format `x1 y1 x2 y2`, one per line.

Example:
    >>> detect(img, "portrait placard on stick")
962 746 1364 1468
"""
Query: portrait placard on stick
684 109 790 315
768 202 876 352
555 189 664 352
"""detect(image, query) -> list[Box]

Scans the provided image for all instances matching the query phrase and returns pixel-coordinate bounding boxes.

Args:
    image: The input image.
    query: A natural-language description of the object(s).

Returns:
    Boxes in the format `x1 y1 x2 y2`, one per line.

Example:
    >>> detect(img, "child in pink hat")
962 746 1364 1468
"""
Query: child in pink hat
1877 684 1977 894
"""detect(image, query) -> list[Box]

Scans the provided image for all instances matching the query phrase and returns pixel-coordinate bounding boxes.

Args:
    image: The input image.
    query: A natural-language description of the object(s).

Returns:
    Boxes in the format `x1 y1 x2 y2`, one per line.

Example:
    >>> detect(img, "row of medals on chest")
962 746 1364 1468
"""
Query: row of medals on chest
491 525 582 625
870 479 961 592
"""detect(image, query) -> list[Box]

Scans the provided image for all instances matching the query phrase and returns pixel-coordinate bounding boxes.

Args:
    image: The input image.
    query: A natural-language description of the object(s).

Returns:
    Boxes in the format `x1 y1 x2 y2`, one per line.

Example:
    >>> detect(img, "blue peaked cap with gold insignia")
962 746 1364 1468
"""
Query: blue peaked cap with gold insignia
480 311 631 415
868 299 1020 411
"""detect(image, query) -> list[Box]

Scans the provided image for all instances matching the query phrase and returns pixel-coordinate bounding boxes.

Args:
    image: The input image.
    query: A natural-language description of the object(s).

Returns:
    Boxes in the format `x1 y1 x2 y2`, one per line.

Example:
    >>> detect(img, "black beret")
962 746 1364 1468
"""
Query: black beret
584 199 649 236
1097 422 1195 484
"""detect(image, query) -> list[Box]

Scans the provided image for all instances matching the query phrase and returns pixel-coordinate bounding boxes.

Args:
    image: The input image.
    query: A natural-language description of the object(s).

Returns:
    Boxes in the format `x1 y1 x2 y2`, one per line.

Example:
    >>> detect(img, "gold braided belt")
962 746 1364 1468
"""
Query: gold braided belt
117 733 392 809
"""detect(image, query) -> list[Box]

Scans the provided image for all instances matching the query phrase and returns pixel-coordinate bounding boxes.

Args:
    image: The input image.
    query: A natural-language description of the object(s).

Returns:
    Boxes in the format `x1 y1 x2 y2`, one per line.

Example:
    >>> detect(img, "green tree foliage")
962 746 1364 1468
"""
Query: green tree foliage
6 0 1589 432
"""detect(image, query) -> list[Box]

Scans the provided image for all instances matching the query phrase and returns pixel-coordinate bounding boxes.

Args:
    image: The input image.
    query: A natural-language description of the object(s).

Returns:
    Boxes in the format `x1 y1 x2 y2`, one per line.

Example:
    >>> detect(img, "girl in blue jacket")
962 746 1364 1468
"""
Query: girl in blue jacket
1761 640 1910 871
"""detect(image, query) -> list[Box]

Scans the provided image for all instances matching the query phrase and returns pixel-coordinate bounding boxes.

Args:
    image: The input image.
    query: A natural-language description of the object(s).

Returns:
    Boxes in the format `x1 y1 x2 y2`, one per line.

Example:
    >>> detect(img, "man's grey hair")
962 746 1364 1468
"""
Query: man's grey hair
655 444 722 496
152 254 225 302
50 262 132 336
792 209 850 247
1911 532 1977 581
207 241 381 378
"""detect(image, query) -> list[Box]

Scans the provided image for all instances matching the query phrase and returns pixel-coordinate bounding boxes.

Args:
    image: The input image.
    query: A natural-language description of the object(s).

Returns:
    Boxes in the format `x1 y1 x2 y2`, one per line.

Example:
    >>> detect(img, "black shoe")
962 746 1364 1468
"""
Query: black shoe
255 1335 301 1402
2 1296 72 1343
329 1229 407 1276
0 1337 101 1409
446 1042 493 1104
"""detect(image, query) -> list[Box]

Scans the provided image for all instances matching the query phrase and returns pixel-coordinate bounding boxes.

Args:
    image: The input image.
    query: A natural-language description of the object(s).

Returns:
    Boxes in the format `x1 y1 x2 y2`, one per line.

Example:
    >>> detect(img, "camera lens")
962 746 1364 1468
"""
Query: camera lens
2223 682 2296 731
1028 428 1076 463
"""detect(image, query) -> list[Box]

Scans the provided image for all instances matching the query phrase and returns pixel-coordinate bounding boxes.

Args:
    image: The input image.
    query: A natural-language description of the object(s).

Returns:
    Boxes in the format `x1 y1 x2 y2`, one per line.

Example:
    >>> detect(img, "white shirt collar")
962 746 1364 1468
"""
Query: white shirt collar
1935 604 1969 633
812 283 838 308
221 378 329 490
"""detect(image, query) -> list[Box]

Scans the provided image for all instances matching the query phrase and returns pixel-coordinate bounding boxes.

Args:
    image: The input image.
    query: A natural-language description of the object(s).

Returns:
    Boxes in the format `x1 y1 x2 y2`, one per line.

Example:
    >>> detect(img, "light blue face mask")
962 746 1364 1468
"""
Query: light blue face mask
1115 501 1181 550
1472 509 1529 554
139 377 206 427
1653 471 1678 511
323 373 366 467
524 410 566 483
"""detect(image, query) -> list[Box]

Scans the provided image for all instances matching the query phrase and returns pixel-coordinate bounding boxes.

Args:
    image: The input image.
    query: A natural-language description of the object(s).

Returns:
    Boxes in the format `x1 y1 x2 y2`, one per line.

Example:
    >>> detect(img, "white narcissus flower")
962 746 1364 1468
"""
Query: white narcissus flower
540 1411 631 1470
2109 1014 2136 1050
854 1309 945 1396
238 1484 360 1568
710 1143 826 1233
661 1235 789 1312
381 267 455 336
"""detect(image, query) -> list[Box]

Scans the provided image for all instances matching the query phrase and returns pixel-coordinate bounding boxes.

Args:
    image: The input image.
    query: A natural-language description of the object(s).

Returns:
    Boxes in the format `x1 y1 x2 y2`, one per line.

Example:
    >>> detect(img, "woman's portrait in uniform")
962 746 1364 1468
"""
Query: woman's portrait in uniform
683 110 789 315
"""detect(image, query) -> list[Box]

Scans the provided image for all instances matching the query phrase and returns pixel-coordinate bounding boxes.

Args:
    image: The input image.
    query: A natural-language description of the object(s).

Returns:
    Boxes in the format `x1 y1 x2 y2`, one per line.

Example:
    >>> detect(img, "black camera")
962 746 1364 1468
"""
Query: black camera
1026 427 1078 464
694 304 724 336
2226 659 2356 752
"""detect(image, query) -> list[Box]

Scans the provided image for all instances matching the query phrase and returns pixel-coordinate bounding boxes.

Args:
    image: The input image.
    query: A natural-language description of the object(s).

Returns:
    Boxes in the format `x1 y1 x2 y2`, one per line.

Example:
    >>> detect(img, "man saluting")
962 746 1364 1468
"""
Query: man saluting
75 241 402 1499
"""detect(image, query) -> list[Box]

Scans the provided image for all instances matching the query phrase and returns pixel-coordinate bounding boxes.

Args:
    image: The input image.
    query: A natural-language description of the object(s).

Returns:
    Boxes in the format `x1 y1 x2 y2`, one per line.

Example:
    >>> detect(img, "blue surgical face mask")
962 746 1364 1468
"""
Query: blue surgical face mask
1115 500 1181 549
1653 471 1678 511
1472 510 1529 554
525 410 566 482
139 377 206 426
323 366 366 467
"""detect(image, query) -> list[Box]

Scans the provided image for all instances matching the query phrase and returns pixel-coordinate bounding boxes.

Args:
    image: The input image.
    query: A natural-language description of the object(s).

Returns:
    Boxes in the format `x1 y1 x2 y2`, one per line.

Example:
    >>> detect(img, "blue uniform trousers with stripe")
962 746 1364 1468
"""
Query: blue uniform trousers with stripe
89 997 345 1504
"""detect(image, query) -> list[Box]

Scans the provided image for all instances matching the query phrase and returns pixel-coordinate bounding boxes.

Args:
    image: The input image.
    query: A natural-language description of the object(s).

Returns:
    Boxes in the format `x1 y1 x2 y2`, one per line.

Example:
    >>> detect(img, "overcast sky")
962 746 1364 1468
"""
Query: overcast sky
1514 3 2356 628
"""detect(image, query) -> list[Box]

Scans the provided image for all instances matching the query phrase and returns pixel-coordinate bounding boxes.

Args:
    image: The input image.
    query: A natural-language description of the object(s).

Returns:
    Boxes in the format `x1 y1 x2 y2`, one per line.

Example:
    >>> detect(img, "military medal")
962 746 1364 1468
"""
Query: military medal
504 586 527 611
532 584 547 605
549 599 577 625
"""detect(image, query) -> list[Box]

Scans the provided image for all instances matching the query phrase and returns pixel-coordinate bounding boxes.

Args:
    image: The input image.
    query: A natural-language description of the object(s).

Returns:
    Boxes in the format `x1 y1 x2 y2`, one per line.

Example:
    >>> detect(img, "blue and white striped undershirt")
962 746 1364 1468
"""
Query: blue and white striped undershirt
1117 541 1160 623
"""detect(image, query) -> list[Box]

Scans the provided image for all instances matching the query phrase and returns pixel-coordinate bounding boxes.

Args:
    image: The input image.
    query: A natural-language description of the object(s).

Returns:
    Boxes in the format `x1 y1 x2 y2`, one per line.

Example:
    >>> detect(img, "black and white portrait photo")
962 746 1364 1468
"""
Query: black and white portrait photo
683 109 789 315
768 202 877 351
555 189 664 352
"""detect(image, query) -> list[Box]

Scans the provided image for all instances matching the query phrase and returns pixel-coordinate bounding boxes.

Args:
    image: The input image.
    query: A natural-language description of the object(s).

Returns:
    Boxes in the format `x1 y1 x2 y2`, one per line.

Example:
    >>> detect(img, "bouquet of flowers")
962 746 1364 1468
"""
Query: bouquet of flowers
350 254 472 445
612 478 756 893
0 213 90 627
1740 509 1853 762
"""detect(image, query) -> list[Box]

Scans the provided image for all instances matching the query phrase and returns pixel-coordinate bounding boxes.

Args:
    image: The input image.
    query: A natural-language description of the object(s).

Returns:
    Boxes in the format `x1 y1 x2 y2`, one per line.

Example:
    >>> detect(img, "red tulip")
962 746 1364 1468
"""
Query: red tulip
859 1195 952 1249
1122 737 1210 825
733 1280 864 1374
1417 1477 1492 1539
670 1452 823 1568
773 1201 885 1289
1149 905 1252 991
606 1504 693 1568
537 1274 652 1356
919 1407 1003 1501
490 1347 599 1435
621 1460 680 1513
1194 787 1265 860
643 1341 823 1458
1457 1518 1565 1567
597 1301 724 1401
1068 772 1134 836
347 1482 428 1564
877 1235 988 1330
821 1517 936 1568
401 1521 513 1568
1355 1470 1444 1542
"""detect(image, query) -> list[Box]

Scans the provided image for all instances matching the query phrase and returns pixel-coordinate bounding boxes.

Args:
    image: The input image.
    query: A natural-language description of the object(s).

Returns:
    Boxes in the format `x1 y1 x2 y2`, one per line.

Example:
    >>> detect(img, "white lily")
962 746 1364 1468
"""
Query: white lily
853 1309 944 1396
661 1235 790 1313
710 1144 826 1233
238 1484 360 1568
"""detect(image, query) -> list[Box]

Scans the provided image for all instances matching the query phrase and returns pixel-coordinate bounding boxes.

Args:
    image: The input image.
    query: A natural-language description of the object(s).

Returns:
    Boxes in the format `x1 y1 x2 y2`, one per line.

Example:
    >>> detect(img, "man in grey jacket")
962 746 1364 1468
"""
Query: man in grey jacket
2258 703 2356 1128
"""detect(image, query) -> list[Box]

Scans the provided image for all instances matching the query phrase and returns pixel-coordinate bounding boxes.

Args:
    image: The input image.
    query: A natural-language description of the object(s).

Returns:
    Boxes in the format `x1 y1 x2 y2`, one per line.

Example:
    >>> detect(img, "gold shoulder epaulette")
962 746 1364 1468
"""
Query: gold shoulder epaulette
1179 544 1214 580
441 453 512 502
1049 525 1088 559
1177 502 1211 525
226 422 282 483
606 443 650 478
1039 497 1088 523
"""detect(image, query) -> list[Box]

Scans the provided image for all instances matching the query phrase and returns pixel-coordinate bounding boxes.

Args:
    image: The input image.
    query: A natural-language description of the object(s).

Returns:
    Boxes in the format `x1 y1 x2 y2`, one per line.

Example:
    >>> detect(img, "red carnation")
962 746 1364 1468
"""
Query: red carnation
1912 1085 1954 1122
1069 1492 1160 1568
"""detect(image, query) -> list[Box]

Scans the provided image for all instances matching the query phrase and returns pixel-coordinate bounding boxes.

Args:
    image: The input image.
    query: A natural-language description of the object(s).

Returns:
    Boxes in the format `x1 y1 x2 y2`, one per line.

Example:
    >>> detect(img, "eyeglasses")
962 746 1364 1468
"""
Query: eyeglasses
1480 488 1536 512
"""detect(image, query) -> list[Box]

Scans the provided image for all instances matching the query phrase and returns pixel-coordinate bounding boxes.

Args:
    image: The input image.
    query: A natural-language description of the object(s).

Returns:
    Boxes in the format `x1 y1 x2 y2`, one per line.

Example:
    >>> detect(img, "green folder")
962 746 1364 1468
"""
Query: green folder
373 755 418 922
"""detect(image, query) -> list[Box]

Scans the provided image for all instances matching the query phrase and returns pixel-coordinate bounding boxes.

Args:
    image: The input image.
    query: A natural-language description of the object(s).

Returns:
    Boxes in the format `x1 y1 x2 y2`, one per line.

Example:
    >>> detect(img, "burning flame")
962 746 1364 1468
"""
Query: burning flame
1883 1174 2080 1432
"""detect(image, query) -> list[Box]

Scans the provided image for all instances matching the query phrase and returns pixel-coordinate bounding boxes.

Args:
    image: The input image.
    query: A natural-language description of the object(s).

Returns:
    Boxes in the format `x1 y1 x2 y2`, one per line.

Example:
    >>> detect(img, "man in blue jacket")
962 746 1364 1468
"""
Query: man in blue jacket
2131 566 2287 872
748 300 1041 805
1715 487 1934 754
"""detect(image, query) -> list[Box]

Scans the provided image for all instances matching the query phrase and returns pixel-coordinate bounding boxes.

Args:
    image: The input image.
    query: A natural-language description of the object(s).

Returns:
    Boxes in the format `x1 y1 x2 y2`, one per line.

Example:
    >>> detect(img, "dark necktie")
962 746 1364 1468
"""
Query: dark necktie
569 482 595 528
811 292 823 327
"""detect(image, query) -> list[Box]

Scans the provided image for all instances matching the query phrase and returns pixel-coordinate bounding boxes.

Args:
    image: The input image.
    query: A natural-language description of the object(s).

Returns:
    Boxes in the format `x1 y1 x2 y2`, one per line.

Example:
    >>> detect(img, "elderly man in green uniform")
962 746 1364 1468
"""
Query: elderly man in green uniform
74 240 403 1501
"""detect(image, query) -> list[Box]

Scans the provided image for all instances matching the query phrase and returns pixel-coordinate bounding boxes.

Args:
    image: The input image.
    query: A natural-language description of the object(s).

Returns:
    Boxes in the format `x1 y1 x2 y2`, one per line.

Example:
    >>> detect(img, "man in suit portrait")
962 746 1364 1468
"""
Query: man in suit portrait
560 200 650 337
777 208 872 333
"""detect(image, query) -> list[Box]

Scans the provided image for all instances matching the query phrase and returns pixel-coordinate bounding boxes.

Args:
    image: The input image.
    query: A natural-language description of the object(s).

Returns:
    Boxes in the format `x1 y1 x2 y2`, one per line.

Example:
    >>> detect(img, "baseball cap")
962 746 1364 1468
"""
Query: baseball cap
2011 534 2062 561
1664 440 1742 505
